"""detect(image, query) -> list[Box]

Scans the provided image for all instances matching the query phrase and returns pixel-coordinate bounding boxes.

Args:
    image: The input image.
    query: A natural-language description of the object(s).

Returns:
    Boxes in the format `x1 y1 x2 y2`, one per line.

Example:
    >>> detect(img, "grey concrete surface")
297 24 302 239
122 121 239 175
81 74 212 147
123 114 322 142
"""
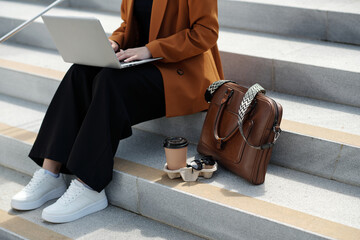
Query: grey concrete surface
137 178 330 240
6 0 70 7
328 11 360 45
0 68 59 106
0 228 27 240
0 166 205 240
0 43 70 71
332 145 360 186
218 29 360 74
106 171 139 214
0 94 46 133
219 0 327 40
272 132 340 179
218 29 360 107
274 60 360 107
70 0 121 13
220 52 274 90
0 135 37 176
218 0 360 45
267 92 360 136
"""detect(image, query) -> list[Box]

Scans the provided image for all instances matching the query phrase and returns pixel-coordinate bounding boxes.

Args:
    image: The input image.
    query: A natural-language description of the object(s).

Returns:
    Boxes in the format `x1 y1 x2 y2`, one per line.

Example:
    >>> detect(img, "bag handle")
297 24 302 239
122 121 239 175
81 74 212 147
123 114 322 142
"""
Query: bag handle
213 88 239 149
237 84 279 150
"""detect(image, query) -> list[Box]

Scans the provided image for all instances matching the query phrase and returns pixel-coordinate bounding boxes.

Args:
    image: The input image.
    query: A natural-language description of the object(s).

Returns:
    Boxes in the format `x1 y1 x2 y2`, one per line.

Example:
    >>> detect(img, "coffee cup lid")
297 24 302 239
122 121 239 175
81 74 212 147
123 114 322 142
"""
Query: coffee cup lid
163 137 188 149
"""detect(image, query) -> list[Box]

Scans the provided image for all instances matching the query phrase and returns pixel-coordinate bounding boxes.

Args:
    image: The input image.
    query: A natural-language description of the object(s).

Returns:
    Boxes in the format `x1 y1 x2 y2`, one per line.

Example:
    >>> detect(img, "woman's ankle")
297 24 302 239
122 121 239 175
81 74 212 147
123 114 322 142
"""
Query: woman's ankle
42 158 62 174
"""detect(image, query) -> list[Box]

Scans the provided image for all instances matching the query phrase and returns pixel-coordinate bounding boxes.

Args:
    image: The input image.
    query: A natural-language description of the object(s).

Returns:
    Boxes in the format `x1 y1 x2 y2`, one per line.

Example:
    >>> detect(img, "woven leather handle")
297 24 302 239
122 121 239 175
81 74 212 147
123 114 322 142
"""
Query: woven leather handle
237 84 277 150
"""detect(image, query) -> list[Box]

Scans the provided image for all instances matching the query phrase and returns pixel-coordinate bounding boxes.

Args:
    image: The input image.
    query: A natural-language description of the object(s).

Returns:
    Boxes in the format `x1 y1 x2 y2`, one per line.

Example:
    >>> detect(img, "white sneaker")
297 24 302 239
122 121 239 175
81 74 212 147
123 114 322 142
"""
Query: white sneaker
42 179 108 223
11 169 67 210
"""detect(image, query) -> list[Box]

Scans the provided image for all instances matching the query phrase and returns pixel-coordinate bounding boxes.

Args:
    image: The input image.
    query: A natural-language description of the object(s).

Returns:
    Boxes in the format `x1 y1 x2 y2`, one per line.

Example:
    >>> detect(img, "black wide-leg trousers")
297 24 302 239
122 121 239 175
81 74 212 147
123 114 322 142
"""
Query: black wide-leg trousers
29 64 165 192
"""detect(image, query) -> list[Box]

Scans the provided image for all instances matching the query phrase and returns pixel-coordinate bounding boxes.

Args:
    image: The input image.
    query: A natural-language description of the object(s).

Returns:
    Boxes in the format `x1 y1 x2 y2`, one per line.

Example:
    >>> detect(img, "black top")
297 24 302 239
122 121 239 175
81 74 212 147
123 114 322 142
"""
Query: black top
133 0 153 46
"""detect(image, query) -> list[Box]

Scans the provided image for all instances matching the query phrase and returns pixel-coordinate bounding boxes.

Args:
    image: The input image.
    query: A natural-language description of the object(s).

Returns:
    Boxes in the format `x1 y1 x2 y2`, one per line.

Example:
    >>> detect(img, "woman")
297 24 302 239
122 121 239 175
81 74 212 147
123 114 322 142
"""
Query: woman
11 0 224 223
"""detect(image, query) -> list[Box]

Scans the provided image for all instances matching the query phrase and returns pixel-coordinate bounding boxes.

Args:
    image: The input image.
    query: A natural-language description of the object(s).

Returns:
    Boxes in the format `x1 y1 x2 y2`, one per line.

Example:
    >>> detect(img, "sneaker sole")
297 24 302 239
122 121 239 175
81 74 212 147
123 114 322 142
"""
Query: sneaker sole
41 197 108 223
11 186 67 211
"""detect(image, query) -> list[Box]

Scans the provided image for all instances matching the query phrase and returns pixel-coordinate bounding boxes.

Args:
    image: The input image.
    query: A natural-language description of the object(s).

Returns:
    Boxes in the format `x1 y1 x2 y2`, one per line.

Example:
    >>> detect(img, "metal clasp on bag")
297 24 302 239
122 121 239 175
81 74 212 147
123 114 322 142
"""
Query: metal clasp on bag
273 126 282 143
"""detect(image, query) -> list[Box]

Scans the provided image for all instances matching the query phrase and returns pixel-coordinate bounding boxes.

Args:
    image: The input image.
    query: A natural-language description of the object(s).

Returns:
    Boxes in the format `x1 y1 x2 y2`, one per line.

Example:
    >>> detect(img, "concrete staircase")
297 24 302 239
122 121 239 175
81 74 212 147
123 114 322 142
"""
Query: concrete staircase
0 0 359 239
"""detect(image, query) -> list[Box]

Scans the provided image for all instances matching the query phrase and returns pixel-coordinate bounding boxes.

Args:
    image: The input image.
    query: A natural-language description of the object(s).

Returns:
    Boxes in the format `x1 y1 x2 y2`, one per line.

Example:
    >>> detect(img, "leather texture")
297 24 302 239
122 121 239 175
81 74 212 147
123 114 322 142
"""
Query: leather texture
197 82 283 184
109 0 224 117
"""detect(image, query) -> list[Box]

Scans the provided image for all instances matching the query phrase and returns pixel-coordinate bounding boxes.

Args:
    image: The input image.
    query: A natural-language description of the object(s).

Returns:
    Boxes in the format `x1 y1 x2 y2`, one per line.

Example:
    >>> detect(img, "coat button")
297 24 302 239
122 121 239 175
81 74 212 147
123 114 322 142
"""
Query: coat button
177 69 184 75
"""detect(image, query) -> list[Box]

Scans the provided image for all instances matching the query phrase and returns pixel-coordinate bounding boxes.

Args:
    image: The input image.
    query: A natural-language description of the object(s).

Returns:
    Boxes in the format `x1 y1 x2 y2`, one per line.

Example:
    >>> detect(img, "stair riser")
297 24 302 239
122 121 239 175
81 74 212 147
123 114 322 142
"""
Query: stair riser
273 132 360 186
0 136 37 176
222 52 360 108
9 0 71 7
12 0 119 13
0 229 25 240
219 1 327 41
0 68 59 106
327 11 360 45
70 0 121 13
0 18 54 50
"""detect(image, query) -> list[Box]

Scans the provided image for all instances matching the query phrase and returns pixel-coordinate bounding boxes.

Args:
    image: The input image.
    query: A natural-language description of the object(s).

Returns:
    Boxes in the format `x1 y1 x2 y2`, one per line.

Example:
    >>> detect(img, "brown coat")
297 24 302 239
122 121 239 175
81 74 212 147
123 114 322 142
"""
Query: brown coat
109 0 224 117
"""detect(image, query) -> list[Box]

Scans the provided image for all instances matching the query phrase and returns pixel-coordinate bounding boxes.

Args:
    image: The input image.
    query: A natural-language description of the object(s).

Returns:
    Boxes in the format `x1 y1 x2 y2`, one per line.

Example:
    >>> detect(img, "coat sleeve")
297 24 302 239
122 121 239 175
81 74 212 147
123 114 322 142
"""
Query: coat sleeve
108 0 127 48
146 0 219 63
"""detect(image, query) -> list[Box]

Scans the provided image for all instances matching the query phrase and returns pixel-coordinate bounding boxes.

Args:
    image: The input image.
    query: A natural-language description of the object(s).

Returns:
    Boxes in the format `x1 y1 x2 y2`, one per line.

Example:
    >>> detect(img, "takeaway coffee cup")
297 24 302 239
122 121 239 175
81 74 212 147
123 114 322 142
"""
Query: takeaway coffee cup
163 137 189 170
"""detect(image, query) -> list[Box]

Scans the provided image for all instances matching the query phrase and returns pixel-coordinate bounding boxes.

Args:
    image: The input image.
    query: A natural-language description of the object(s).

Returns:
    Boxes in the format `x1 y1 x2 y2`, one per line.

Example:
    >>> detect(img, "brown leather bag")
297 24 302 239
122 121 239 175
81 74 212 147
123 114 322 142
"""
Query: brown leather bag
197 81 283 184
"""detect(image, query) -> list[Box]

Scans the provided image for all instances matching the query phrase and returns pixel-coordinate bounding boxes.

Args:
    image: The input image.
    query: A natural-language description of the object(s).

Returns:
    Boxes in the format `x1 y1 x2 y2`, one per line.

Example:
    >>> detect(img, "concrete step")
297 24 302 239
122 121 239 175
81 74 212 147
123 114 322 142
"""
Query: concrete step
0 166 204 240
0 98 359 239
2 26 360 109
0 48 359 186
218 28 360 108
6 0 360 46
218 0 360 46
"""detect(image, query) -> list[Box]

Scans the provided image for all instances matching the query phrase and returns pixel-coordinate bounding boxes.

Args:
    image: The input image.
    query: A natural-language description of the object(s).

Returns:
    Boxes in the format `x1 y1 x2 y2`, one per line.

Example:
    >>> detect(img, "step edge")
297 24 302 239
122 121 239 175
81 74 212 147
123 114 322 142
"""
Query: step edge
282 119 360 148
0 209 71 240
0 59 63 80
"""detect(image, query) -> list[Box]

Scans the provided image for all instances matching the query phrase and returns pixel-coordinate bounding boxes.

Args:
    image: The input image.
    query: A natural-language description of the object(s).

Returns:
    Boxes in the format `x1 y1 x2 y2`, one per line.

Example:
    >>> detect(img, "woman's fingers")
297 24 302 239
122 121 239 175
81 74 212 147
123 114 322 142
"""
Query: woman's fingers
123 55 138 63
115 47 152 62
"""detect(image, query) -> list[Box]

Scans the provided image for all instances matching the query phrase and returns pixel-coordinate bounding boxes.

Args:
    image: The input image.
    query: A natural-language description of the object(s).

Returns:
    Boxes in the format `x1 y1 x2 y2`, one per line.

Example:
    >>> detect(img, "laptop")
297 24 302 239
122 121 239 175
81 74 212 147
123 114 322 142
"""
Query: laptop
42 15 162 69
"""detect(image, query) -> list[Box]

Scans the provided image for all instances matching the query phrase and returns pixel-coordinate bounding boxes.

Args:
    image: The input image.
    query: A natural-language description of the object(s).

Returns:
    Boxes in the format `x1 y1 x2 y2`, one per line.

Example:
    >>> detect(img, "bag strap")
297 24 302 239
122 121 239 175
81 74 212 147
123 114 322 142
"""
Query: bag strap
237 83 279 150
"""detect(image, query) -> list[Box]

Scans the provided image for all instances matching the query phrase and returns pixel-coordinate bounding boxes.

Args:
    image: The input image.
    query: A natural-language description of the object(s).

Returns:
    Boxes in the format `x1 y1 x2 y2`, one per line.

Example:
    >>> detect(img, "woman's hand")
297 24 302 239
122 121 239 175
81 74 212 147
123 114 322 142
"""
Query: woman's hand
116 47 152 62
109 39 119 52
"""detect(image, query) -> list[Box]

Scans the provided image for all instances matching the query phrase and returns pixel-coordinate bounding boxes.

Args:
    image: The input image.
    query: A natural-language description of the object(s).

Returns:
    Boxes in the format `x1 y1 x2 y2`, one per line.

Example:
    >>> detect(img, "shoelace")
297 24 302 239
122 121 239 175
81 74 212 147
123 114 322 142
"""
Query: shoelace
58 180 84 205
23 170 46 193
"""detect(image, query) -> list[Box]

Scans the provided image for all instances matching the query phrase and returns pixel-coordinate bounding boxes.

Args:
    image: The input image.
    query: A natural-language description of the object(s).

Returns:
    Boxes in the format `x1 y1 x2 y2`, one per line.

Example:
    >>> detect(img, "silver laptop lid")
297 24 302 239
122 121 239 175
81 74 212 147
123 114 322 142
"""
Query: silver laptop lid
42 15 122 68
